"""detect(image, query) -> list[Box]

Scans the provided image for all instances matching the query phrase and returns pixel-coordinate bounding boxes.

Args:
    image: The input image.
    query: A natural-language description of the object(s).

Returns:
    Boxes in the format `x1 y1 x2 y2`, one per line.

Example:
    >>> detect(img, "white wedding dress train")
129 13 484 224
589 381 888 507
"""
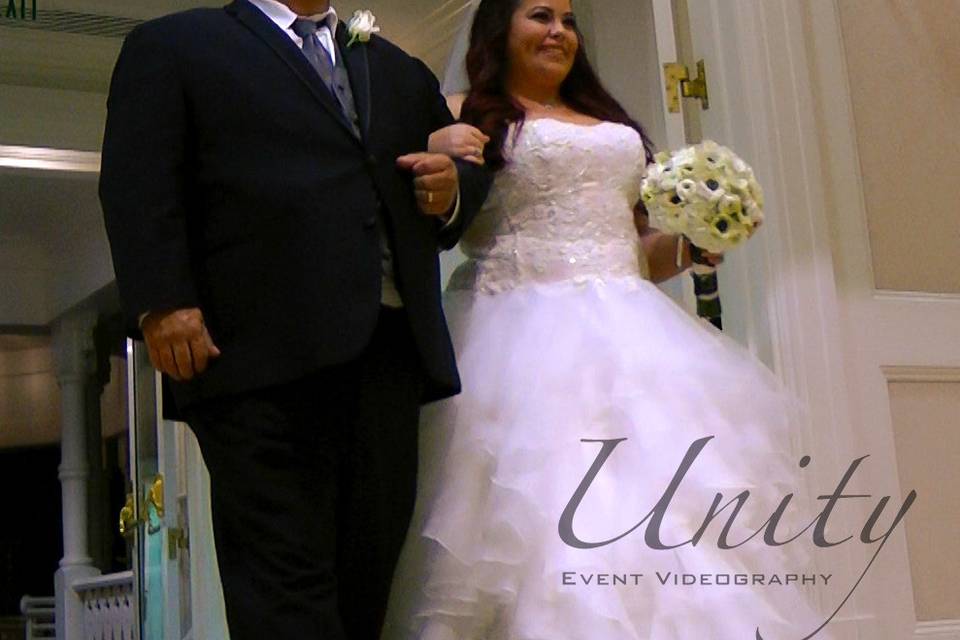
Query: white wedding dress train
383 119 833 640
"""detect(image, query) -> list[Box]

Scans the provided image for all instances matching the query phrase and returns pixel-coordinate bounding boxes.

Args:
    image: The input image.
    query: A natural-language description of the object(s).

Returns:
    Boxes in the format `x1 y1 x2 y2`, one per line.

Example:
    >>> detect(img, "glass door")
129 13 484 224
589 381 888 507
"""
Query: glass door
125 339 192 640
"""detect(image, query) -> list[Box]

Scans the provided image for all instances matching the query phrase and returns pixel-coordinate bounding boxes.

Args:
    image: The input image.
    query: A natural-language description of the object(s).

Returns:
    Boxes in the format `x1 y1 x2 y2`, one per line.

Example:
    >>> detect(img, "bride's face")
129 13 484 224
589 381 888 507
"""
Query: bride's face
507 0 579 89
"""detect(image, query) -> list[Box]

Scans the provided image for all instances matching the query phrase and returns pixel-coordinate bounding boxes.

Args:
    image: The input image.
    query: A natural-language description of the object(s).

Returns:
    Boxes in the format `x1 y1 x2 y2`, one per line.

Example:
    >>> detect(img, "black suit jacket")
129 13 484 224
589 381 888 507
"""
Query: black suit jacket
99 0 491 410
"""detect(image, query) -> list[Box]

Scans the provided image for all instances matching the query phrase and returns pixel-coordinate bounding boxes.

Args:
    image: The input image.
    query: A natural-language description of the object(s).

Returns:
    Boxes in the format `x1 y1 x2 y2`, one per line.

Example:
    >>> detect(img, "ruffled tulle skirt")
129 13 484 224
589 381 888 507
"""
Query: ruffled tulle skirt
382 275 833 640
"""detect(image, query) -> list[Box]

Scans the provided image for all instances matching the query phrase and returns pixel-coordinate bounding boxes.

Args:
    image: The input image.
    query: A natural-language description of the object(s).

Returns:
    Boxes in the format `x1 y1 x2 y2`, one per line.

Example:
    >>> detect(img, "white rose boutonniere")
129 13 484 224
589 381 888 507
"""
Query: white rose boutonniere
346 10 380 47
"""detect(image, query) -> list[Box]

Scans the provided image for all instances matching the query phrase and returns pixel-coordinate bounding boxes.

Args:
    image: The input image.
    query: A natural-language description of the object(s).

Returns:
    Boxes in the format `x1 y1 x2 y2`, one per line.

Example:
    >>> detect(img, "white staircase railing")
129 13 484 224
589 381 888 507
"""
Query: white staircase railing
72 571 137 640
19 595 56 640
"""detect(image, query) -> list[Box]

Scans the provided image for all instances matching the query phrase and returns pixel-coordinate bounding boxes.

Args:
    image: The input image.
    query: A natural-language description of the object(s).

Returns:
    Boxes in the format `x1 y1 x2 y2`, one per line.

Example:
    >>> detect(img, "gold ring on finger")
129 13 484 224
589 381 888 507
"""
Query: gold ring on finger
427 192 434 204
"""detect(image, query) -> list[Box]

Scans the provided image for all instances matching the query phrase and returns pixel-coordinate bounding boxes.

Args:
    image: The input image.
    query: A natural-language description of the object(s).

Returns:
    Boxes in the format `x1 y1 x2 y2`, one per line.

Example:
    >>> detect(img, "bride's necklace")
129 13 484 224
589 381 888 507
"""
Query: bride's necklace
519 95 564 112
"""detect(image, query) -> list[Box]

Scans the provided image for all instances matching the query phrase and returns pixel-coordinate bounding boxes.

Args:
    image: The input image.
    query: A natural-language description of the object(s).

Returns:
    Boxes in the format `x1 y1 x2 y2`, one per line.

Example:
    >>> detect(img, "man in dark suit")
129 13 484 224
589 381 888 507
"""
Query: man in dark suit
98 0 490 638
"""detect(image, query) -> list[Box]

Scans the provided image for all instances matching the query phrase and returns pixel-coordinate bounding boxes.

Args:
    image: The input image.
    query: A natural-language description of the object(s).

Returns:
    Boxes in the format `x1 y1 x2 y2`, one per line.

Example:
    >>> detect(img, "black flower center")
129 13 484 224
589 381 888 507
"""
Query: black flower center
716 219 729 232
671 195 682 205
706 179 719 190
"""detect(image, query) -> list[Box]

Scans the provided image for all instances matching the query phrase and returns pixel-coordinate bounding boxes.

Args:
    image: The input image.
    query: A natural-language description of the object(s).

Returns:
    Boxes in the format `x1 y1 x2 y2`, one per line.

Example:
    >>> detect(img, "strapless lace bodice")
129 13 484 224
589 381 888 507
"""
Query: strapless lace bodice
449 119 650 294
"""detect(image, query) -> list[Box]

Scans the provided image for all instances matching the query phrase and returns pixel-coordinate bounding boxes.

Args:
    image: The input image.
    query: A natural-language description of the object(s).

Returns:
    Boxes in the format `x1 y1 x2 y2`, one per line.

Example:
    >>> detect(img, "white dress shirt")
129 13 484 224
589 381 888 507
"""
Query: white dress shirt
248 0 339 63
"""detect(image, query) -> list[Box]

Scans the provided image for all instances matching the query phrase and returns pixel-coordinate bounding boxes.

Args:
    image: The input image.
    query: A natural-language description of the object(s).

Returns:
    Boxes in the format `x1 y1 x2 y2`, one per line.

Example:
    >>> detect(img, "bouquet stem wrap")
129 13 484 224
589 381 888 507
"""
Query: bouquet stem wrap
691 263 722 330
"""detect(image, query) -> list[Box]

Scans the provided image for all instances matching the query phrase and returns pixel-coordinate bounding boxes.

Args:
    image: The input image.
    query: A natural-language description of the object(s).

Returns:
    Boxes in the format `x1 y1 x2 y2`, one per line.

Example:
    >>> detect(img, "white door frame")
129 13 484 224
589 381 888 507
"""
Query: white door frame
803 1 960 638
681 0 927 637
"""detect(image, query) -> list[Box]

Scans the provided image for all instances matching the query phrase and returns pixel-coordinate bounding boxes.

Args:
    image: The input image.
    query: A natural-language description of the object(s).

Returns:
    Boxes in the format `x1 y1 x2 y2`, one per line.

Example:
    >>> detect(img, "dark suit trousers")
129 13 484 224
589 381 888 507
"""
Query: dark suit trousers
184 307 423 640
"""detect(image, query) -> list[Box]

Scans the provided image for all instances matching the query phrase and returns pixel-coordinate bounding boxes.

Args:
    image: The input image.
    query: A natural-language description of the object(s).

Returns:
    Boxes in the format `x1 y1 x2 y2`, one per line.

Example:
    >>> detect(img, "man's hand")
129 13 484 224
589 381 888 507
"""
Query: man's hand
396 153 459 217
141 308 221 381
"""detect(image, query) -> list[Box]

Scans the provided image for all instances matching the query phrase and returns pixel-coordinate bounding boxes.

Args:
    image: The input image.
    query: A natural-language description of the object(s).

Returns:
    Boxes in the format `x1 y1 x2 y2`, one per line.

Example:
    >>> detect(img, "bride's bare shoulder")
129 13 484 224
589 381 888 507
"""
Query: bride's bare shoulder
446 93 467 119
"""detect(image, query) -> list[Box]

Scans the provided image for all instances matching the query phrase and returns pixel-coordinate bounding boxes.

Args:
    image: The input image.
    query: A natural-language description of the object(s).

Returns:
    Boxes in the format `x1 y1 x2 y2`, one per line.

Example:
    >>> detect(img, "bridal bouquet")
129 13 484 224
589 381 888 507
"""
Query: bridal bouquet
641 140 765 328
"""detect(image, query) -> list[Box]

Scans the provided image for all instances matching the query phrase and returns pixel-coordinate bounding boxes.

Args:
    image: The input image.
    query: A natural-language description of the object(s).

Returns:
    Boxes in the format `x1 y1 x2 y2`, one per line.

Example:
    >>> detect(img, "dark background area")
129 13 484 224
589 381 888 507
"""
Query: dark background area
0 444 62 616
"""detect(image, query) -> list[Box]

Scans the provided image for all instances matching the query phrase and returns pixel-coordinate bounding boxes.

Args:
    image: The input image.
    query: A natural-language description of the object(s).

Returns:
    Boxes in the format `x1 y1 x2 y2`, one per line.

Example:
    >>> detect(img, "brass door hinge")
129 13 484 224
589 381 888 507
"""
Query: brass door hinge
168 527 189 560
664 60 709 113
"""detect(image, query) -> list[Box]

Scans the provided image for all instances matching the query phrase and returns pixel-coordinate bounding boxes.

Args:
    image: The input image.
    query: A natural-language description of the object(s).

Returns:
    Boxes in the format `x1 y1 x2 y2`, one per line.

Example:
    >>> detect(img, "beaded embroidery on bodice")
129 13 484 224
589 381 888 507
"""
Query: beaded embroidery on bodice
448 118 650 294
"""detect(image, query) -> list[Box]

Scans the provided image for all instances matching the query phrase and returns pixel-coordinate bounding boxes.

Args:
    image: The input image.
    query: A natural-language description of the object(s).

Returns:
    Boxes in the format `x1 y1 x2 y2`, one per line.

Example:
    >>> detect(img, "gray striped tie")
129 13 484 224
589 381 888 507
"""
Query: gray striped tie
291 18 360 136
291 19 339 95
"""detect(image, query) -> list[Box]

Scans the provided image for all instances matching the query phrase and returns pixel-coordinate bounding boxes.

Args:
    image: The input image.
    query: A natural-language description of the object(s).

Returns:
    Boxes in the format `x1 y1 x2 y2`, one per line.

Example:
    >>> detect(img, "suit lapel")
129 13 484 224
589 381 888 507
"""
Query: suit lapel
225 0 362 144
335 22 372 143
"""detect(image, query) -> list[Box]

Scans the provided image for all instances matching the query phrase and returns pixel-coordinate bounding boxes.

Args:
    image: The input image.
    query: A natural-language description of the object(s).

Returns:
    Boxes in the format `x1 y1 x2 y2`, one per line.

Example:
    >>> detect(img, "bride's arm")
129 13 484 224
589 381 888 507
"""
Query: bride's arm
429 124 489 165
446 93 467 119
635 204 691 283
634 203 724 283
429 94 486 164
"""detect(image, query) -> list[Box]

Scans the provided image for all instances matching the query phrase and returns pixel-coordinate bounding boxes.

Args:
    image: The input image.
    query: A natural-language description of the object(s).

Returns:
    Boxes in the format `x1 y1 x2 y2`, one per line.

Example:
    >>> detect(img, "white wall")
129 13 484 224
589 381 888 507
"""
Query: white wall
0 239 53 326
0 85 107 152
0 346 61 448
0 171 113 326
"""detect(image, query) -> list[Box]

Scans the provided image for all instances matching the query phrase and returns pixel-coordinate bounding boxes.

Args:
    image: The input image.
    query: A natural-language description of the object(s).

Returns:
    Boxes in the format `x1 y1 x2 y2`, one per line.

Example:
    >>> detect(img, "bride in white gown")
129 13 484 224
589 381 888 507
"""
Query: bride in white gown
384 1 833 638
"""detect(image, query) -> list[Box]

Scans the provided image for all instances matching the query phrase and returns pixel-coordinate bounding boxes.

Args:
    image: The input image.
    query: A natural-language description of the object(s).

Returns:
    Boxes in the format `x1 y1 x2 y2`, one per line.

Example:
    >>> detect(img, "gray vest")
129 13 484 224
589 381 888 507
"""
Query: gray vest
329 43 402 306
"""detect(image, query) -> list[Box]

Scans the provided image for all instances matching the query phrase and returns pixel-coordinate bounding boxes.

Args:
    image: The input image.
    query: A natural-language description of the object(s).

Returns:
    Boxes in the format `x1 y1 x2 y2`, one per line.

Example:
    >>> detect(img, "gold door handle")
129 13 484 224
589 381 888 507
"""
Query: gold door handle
119 493 139 538
146 474 164 518
119 475 165 538
663 60 710 113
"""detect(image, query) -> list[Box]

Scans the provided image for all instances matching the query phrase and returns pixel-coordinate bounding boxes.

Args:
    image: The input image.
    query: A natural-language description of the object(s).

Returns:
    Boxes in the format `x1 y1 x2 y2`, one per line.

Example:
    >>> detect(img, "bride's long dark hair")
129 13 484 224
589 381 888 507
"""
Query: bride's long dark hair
461 0 656 170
